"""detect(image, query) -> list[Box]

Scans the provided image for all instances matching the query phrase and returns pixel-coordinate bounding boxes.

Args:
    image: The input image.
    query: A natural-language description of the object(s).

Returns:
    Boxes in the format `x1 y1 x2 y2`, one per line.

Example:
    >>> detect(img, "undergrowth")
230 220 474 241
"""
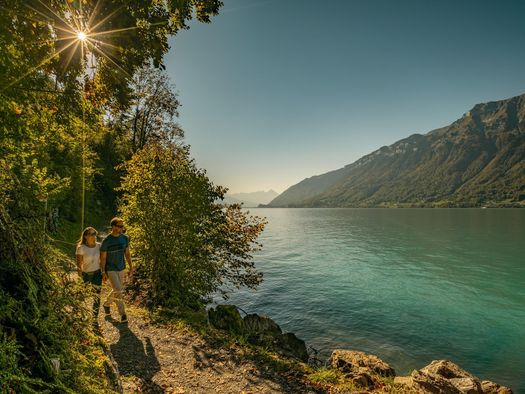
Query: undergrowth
0 209 116 393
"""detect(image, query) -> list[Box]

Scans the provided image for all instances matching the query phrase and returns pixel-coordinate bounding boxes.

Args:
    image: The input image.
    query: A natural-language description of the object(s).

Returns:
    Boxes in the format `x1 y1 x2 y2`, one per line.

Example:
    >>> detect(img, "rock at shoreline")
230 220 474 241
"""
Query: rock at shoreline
421 360 482 393
404 369 463 393
393 360 513 394
208 306 309 362
242 313 308 362
481 380 513 394
275 332 309 362
208 305 243 333
421 360 479 381
330 349 396 378
350 368 375 389
243 313 282 337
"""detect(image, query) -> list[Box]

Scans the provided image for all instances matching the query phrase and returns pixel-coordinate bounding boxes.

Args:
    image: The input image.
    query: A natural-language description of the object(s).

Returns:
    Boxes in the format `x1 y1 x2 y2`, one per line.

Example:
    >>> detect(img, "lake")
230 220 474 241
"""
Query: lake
224 208 525 391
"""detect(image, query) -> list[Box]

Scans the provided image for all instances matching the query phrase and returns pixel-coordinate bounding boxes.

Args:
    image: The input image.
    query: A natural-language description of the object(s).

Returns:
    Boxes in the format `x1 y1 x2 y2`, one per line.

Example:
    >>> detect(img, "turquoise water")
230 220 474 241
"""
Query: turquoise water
225 208 525 391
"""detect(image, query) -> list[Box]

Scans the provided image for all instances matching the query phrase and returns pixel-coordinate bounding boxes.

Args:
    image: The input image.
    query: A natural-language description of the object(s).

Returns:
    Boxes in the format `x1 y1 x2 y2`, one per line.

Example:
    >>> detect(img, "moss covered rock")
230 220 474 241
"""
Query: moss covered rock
207 305 243 333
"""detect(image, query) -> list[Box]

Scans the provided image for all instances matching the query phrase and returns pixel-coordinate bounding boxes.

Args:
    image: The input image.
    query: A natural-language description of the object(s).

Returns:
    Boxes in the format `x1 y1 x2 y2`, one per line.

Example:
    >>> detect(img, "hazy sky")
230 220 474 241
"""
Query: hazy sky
164 0 525 194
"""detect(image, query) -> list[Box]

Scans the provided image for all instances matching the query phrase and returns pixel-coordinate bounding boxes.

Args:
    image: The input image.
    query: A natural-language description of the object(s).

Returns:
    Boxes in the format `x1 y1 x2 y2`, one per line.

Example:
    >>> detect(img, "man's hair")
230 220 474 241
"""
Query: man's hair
110 217 124 227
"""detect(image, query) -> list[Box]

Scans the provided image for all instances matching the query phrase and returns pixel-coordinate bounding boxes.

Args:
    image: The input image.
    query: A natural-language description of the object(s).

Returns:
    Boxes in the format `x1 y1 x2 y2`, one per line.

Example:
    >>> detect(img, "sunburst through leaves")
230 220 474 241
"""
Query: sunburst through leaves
1 0 163 90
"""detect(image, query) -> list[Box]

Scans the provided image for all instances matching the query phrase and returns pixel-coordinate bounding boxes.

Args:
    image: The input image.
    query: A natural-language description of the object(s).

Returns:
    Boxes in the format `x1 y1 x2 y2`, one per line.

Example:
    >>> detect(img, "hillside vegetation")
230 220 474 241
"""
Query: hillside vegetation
268 94 525 208
0 1 272 392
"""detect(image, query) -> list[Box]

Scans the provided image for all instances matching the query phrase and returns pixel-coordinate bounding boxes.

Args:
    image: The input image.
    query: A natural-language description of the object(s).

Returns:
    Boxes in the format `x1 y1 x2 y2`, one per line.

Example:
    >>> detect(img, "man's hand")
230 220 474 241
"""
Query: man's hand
102 272 108 282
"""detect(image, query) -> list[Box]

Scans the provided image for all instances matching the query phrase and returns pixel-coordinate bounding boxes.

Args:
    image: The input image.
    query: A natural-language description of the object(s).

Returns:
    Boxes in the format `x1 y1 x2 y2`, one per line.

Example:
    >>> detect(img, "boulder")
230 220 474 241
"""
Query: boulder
421 360 477 380
207 305 243 333
330 349 396 377
420 360 482 394
275 332 309 362
481 380 513 394
409 369 462 393
450 378 483 394
394 360 514 394
351 369 375 389
243 313 282 337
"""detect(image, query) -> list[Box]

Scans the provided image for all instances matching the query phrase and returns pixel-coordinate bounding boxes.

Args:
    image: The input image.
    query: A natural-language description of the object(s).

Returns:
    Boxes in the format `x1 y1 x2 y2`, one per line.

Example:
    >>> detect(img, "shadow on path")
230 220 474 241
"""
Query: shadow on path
107 316 163 393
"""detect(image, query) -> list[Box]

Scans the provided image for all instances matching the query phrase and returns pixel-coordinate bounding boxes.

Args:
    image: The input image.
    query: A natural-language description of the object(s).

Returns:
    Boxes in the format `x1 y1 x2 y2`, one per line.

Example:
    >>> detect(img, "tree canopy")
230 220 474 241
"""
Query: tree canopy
1 0 223 106
0 1 255 392
119 143 265 310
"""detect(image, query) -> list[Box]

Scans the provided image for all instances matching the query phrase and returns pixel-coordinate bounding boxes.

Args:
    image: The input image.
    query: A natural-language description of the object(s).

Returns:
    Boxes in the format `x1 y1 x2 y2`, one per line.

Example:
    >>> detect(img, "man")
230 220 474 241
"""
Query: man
100 217 133 323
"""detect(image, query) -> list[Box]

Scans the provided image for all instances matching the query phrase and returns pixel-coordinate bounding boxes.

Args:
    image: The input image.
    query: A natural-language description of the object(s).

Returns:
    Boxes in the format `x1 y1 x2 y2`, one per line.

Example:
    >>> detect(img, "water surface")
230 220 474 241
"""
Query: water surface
224 208 525 391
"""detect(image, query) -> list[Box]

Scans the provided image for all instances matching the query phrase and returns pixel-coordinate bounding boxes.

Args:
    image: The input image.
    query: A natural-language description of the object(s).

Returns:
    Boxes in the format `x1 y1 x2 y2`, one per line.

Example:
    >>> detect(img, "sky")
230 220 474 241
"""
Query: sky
164 0 525 194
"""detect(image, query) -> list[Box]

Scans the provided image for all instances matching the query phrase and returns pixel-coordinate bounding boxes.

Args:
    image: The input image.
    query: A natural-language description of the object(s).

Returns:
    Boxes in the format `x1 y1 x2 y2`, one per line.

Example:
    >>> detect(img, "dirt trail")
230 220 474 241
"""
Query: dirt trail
98 304 320 394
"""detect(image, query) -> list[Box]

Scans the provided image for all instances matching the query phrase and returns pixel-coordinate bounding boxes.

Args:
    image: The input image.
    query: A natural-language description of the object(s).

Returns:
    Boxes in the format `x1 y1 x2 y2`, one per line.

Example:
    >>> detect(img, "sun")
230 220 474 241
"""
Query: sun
2 1 164 90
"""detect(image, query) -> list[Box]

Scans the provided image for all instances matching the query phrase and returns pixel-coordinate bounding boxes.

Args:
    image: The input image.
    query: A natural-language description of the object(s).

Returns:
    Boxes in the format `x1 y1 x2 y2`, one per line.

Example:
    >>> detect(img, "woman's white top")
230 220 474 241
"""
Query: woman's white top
75 242 101 272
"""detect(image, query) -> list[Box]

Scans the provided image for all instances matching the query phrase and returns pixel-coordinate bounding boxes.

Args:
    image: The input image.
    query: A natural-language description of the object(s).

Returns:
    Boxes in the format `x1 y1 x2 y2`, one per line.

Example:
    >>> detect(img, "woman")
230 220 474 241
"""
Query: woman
76 227 102 320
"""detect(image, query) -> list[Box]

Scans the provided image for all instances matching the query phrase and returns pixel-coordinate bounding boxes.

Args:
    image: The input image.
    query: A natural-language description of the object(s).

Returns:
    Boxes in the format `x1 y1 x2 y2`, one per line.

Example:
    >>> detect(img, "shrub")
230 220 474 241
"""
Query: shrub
119 143 266 310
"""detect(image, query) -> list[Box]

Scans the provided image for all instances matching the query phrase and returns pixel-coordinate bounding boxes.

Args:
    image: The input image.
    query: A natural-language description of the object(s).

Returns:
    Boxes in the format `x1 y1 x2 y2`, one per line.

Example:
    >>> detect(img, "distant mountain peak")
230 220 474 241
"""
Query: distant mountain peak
226 189 280 207
267 93 525 208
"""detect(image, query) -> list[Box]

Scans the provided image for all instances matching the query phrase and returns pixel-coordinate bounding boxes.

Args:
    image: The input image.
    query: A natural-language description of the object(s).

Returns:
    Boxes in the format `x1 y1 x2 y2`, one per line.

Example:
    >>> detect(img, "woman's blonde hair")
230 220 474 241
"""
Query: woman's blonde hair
77 227 98 247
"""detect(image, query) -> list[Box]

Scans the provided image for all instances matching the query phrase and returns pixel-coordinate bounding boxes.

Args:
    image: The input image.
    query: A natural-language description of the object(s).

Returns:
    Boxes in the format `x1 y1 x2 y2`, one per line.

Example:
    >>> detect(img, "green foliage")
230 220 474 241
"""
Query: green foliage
307 368 339 384
0 207 114 393
108 65 184 152
1 0 223 107
1 1 225 392
119 143 266 310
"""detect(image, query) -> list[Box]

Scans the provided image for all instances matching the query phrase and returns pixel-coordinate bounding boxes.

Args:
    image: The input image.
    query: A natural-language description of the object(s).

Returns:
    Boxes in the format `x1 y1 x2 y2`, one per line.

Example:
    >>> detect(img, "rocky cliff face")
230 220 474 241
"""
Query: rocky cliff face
268 93 525 207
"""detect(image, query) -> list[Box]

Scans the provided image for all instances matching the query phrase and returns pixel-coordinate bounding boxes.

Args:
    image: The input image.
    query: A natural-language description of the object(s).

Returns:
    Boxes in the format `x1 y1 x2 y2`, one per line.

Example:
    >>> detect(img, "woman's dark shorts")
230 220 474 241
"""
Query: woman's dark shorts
82 269 102 286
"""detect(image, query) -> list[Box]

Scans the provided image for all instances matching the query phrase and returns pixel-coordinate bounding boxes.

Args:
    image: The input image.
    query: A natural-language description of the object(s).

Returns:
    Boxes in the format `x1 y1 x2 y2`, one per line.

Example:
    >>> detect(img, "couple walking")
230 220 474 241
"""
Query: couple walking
76 217 133 323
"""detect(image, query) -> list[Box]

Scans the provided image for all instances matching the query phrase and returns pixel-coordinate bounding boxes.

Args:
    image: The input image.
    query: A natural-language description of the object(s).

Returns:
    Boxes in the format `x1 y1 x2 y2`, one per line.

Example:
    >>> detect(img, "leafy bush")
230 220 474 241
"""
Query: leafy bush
0 204 114 393
119 143 266 310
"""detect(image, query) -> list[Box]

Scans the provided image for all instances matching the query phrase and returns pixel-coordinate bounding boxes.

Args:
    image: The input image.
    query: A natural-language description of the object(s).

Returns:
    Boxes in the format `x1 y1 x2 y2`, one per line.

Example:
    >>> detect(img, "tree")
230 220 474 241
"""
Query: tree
1 0 223 222
109 66 184 152
1 0 223 106
119 143 266 310
0 1 224 391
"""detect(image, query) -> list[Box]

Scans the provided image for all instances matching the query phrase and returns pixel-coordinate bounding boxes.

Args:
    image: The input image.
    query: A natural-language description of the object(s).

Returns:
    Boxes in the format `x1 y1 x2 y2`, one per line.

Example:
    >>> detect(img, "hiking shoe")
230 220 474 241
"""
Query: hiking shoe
120 314 128 323
103 305 110 315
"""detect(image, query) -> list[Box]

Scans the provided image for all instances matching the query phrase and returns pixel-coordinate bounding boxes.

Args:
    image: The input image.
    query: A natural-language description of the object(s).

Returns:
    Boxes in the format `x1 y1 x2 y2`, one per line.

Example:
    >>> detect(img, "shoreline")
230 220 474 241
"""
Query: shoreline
256 204 525 208
208 304 514 393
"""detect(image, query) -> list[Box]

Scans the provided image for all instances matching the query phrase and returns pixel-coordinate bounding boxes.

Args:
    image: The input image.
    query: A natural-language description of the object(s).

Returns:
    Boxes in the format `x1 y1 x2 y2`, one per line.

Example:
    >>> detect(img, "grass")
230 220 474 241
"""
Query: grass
307 367 339 384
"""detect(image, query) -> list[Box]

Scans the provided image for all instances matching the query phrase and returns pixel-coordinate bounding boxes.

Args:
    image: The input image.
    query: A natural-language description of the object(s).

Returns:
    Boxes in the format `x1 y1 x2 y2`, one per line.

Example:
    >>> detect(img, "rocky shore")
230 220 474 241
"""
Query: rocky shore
208 304 514 393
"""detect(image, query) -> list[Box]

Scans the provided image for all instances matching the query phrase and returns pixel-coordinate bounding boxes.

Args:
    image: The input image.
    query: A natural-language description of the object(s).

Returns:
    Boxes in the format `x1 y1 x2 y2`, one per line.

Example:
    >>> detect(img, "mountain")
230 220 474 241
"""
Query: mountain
225 190 279 207
267 94 525 208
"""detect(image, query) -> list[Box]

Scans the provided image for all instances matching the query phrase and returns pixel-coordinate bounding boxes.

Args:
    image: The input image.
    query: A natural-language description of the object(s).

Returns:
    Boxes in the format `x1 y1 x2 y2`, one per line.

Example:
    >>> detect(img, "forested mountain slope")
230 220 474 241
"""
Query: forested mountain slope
268 94 525 207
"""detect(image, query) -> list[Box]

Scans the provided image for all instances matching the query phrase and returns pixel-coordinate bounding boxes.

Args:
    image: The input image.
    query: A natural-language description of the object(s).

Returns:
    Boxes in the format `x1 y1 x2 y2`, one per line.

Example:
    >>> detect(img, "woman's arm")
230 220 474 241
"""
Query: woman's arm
76 254 83 276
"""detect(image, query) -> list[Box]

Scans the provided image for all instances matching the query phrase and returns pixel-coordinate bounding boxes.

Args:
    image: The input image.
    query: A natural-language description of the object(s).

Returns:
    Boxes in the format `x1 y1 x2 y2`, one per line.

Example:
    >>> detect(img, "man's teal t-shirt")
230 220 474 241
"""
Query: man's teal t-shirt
100 233 129 272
